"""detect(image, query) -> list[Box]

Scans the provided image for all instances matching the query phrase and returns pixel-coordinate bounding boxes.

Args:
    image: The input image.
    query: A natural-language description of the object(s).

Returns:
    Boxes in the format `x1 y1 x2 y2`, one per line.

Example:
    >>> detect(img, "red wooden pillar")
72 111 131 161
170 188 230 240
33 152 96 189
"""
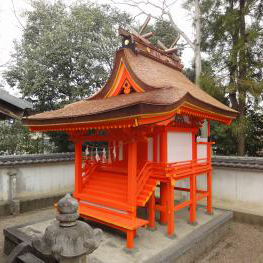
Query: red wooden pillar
192 131 197 161
147 133 158 229
148 194 155 230
74 140 83 196
148 134 158 229
127 139 137 249
207 120 213 214
167 179 175 237
189 173 197 224
127 230 136 249
123 142 128 162
190 129 198 223
160 129 168 224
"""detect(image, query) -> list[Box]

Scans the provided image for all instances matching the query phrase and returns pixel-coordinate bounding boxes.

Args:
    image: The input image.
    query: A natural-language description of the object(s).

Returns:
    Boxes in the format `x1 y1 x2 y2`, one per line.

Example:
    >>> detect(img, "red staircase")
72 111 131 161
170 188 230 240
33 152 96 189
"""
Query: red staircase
81 163 157 208
75 163 156 249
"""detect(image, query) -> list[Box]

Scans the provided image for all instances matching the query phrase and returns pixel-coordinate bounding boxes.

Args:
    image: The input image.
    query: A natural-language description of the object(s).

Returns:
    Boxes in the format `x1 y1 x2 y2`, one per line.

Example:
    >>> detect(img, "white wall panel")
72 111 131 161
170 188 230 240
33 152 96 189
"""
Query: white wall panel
197 144 207 160
167 132 192 162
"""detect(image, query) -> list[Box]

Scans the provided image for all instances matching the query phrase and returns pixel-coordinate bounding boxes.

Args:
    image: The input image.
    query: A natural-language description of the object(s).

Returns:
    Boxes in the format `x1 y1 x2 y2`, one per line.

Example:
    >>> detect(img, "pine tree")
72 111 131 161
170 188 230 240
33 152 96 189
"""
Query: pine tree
200 0 263 155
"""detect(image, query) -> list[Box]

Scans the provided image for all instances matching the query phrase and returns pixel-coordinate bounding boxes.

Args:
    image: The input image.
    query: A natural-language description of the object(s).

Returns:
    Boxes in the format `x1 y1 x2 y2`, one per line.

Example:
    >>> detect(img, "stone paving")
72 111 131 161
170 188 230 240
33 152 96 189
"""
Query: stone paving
1 207 263 262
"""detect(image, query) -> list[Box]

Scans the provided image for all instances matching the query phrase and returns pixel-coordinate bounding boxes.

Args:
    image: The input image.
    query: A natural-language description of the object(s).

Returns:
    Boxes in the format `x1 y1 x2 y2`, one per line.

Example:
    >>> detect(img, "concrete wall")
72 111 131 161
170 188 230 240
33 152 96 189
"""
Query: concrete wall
200 167 263 205
0 161 74 202
1 154 263 216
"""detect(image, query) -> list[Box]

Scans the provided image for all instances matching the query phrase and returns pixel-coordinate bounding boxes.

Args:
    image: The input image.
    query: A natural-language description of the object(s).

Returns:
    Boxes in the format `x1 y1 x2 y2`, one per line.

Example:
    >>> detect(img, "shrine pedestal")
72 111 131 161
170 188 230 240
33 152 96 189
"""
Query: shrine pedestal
4 207 232 263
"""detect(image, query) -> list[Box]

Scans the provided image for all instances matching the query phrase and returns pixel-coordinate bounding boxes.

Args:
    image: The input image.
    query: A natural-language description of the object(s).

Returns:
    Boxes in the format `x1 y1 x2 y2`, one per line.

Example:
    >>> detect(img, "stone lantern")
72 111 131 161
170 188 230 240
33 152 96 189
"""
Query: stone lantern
33 193 102 263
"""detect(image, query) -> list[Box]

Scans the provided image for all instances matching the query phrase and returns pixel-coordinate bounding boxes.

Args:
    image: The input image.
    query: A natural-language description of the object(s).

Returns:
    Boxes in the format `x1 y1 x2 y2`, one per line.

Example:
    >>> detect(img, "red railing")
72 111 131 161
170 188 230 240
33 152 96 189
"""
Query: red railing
167 158 211 179
137 158 211 189
136 161 153 197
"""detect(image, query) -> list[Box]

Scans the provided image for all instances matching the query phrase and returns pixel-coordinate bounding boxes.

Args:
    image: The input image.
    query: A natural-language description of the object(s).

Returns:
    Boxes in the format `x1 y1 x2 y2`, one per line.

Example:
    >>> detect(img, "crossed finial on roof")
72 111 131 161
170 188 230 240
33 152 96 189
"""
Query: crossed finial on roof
128 15 180 56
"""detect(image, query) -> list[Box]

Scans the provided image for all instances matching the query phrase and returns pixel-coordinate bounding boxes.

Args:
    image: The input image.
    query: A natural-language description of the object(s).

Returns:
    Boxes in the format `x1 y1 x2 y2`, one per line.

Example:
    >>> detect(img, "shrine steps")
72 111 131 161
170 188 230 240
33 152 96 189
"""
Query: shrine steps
75 169 158 249
81 170 157 208
83 171 128 204
137 178 157 207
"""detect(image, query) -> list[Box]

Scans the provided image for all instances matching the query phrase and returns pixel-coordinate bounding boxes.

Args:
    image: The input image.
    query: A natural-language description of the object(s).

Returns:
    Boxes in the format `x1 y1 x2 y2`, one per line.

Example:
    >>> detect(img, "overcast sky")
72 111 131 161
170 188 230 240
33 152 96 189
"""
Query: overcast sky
0 0 194 95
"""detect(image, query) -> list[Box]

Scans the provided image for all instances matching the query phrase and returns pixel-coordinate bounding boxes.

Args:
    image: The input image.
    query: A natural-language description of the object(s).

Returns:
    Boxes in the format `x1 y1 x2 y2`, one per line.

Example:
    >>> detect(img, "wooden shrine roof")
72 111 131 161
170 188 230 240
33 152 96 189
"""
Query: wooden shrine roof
23 29 238 130
0 88 32 120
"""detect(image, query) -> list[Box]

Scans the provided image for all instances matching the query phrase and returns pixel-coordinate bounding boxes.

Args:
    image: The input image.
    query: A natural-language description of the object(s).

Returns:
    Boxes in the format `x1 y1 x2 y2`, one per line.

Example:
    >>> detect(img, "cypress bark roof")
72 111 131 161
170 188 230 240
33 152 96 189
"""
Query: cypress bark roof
23 30 238 128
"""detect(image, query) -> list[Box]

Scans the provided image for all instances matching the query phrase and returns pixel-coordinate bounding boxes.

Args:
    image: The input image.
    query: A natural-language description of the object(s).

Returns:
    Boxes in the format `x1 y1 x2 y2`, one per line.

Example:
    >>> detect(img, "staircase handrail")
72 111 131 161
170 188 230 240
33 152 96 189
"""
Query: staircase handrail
136 158 210 196
83 160 99 183
136 161 153 197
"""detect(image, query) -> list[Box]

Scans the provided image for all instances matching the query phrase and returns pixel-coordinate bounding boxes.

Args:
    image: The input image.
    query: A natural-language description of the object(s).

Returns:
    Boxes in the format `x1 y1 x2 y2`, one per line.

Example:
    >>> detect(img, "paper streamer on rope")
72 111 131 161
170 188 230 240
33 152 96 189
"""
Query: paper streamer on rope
85 146 89 156
95 147 100 162
102 148 106 163
108 145 112 164
113 141 116 160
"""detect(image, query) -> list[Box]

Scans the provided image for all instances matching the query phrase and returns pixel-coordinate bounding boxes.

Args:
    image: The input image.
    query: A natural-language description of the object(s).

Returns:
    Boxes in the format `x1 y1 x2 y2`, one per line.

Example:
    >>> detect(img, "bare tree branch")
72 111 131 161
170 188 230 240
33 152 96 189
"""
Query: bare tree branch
166 12 195 49
111 0 202 84
111 0 195 50
11 0 25 30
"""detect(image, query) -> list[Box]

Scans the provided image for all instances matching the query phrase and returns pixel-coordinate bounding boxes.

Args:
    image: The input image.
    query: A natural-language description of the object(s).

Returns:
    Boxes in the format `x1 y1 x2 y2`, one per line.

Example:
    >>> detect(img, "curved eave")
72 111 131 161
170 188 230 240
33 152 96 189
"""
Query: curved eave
23 93 237 132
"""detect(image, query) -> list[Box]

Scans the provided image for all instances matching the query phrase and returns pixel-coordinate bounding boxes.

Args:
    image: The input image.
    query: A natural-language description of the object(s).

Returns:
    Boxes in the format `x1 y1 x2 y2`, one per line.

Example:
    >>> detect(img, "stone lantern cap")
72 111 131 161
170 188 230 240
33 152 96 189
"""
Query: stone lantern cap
57 193 79 227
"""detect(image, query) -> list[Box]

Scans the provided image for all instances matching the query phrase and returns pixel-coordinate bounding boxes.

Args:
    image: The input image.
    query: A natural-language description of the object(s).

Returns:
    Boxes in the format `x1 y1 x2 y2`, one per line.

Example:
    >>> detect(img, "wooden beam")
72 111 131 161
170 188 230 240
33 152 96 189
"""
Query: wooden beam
139 15 151 34
164 47 178 54
141 32 154 39
157 40 167 50
169 34 180 48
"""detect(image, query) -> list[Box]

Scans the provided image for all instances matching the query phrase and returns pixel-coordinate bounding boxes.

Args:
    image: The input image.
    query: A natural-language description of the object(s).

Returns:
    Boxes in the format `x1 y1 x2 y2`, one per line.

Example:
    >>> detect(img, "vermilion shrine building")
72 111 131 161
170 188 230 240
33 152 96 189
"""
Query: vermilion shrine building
23 28 238 249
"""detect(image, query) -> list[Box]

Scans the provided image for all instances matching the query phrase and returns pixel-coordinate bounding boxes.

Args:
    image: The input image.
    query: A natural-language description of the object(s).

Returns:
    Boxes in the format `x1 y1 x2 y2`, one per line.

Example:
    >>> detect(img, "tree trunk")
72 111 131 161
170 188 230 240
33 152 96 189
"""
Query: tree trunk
237 0 247 156
194 0 202 84
237 134 245 156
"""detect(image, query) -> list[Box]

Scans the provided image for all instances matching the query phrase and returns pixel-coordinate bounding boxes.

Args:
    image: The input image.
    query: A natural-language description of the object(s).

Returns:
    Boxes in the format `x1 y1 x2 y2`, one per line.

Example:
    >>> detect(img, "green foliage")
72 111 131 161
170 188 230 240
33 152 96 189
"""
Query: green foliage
198 0 263 156
4 0 132 112
211 122 237 155
47 131 73 153
198 61 228 104
3 1 132 153
211 110 263 156
149 20 179 48
245 111 263 156
0 120 48 155
142 19 181 54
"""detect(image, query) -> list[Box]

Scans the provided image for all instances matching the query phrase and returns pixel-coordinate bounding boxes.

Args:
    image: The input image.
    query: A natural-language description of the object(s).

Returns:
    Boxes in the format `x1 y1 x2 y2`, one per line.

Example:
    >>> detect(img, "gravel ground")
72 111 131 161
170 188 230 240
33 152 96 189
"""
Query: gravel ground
1 208 263 262
197 221 263 263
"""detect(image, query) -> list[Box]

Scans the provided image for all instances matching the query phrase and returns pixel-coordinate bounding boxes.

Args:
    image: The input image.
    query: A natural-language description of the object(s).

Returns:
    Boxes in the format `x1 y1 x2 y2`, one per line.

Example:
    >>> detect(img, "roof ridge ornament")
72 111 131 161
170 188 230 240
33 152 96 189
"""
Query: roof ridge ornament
119 27 183 72
120 15 180 58
119 15 183 71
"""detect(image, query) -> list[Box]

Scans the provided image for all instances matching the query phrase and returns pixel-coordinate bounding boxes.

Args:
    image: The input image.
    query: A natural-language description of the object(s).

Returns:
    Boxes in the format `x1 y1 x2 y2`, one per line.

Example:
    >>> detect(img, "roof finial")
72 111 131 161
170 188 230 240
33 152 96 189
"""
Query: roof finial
127 15 154 44
158 34 180 56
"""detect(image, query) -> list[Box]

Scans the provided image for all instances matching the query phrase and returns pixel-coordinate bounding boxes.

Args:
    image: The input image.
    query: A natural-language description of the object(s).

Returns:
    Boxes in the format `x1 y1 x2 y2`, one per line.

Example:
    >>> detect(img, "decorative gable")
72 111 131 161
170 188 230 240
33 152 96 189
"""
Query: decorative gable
105 60 144 98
